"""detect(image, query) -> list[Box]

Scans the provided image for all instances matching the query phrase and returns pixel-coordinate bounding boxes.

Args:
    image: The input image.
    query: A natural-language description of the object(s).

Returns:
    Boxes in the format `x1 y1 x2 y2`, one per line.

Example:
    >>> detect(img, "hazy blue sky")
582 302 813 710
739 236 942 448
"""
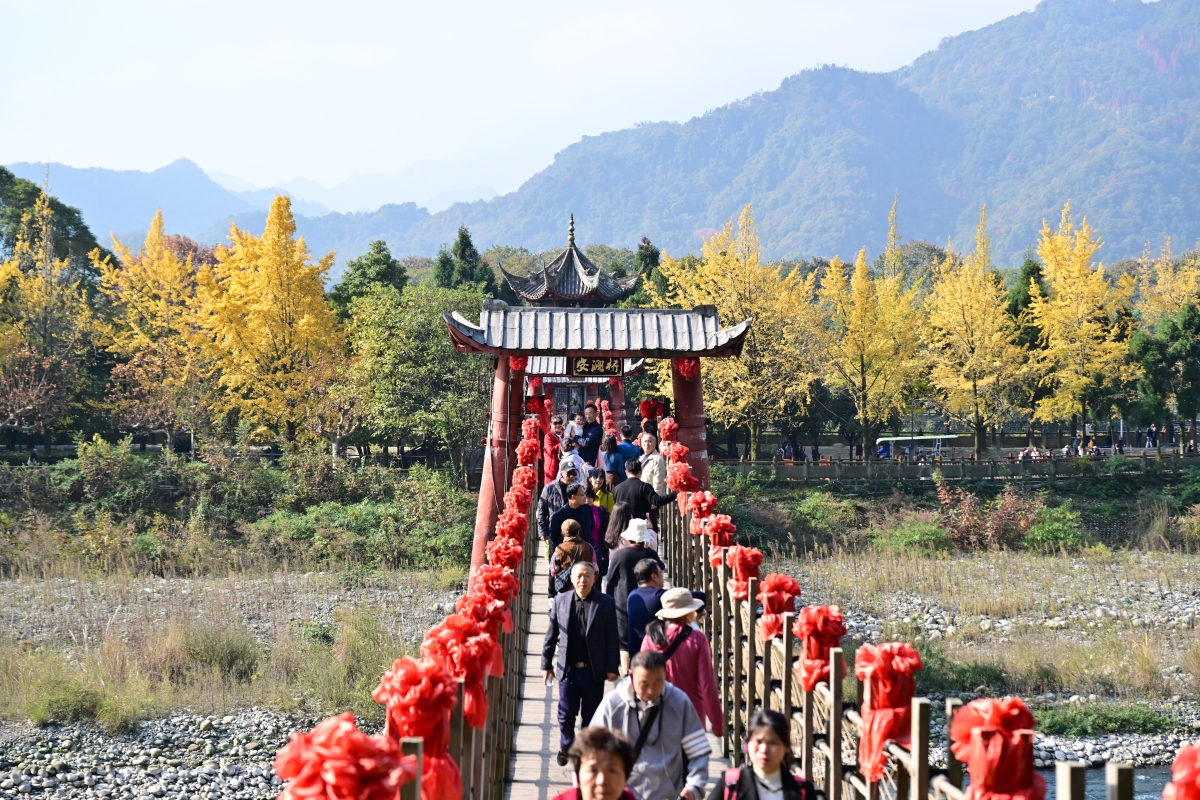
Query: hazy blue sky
1 0 1037 195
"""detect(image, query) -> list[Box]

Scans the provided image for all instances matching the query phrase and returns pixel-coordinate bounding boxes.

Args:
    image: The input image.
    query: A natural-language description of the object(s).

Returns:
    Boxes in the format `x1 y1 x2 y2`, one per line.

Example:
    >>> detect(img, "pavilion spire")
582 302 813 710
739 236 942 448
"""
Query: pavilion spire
568 214 575 245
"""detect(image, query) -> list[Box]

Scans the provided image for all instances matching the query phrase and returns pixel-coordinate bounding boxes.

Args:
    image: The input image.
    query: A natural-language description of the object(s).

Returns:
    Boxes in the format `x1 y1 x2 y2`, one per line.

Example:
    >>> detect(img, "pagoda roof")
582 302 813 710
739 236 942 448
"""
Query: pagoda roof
499 215 639 306
443 300 751 358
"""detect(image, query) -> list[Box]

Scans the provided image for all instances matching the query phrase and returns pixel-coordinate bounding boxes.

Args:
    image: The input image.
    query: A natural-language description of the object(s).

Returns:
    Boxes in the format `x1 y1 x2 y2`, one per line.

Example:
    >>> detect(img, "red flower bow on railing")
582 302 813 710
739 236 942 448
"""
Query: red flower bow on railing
275 712 418 800
421 615 497 730
521 417 539 440
855 642 924 781
638 398 664 421
662 441 691 463
495 509 527 541
456 588 509 677
666 461 699 492
949 698 1045 800
724 545 762 599
503 485 532 513
706 515 739 566
756 573 802 640
674 357 700 379
524 396 543 414
688 491 719 518
372 657 461 800
485 535 523 571
793 605 846 692
515 438 540 466
657 416 679 442
508 356 528 372
511 466 538 492
1166 744 1200 800
528 376 543 393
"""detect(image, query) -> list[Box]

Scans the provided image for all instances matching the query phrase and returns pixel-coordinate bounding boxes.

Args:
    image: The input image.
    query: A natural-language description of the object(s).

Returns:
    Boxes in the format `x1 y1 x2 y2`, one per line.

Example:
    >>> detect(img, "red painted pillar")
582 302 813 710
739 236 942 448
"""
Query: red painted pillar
469 357 526 584
670 360 710 491
609 379 628 430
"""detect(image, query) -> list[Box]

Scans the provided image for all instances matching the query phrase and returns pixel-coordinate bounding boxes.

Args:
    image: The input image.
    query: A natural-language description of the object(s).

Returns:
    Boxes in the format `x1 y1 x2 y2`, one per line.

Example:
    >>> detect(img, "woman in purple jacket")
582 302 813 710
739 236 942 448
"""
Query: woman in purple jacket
640 587 724 737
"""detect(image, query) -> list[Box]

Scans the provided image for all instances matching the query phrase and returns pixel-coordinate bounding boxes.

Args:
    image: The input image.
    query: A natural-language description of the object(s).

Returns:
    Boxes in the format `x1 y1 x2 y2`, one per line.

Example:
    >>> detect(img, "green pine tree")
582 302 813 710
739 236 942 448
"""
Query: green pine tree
329 240 408 320
433 246 456 289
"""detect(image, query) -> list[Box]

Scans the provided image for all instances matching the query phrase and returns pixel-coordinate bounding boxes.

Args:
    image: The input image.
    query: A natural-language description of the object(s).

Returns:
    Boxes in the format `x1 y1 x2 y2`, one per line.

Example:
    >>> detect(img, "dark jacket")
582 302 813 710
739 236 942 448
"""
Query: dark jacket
626 585 665 653
706 767 815 800
541 589 620 683
574 420 604 464
613 478 676 526
604 545 664 648
537 479 572 541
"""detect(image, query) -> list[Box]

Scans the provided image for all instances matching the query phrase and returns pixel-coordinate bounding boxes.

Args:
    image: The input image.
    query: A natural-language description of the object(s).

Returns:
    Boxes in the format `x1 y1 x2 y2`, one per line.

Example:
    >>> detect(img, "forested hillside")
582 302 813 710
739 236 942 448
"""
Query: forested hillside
390 0 1200 263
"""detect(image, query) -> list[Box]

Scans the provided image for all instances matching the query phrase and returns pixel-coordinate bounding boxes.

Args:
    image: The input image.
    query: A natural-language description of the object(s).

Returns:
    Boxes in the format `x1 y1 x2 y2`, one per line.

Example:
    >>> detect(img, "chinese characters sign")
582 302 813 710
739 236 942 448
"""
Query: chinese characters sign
567 356 623 377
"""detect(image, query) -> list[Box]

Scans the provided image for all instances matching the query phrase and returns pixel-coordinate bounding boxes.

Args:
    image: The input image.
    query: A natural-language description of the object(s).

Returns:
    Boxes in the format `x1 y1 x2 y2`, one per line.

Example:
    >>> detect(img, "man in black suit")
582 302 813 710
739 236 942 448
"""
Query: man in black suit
541 560 620 764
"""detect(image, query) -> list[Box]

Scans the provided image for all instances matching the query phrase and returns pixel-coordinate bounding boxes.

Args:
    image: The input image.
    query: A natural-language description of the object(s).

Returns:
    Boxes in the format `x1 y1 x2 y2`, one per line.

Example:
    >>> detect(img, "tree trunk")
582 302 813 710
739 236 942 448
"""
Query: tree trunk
749 423 762 463
332 436 341 465
726 427 738 460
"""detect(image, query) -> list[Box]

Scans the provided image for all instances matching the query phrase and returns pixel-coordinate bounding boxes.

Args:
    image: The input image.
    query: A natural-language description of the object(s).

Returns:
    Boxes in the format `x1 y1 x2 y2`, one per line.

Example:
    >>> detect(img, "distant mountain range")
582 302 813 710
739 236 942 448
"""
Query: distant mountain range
10 0 1200 278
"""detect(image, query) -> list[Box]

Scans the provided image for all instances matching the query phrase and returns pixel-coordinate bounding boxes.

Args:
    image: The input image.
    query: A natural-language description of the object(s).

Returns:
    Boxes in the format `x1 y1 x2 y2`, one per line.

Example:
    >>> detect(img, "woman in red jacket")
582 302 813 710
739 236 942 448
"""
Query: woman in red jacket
639 587 724 737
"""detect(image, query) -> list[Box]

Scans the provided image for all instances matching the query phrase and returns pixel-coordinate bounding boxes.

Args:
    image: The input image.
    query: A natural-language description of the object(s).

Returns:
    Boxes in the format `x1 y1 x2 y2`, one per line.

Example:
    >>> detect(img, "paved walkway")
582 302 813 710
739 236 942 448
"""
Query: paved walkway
505 553 730 800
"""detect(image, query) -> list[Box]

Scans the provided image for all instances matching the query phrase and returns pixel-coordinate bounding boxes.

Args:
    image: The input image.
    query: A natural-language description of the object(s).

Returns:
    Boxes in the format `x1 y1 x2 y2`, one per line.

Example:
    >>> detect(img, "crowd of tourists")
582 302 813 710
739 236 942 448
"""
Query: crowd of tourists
534 401 813 800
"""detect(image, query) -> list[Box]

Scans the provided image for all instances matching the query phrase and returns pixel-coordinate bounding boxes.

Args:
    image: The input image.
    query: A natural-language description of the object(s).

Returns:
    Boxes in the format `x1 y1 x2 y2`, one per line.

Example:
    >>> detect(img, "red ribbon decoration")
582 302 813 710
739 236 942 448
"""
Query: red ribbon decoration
508 356 528 372
485 535 524 571
657 416 679 442
529 376 543 393
793 605 847 692
666 461 699 492
674 357 700 379
1166 743 1200 800
516 438 540 466
638 398 664 421
724 545 762 599
274 712 418 800
756 573 802 640
511 466 538 492
688 491 719 518
854 643 924 781
372 657 461 800
949 698 1046 800
608 377 622 388
662 441 691 463
422 615 497 730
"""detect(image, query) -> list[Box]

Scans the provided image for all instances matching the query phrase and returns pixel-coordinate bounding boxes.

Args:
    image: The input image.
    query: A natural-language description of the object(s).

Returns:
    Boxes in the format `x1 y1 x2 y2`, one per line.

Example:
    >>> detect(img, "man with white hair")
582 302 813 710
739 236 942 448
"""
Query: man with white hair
542 561 620 764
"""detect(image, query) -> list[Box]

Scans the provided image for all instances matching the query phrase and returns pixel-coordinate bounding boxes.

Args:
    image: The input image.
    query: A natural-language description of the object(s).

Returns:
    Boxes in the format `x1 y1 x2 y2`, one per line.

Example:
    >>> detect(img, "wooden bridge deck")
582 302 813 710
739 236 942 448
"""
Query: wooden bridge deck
504 551 729 800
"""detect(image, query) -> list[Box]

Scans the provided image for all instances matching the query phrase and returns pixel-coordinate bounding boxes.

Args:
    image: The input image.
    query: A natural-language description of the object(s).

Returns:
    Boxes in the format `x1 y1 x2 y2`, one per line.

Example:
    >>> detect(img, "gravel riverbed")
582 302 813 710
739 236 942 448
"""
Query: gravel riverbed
0 708 319 800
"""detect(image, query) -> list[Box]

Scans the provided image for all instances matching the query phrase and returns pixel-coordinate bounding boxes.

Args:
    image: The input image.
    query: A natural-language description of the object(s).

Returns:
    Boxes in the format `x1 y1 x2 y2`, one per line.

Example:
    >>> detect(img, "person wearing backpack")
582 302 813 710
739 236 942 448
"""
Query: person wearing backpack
640 587 723 738
707 709 817 800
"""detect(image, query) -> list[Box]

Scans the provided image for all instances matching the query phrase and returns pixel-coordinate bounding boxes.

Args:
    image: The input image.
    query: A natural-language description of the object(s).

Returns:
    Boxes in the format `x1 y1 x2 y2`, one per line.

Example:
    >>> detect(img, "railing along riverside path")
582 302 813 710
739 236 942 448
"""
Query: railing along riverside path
657 501 1138 800
717 451 1196 483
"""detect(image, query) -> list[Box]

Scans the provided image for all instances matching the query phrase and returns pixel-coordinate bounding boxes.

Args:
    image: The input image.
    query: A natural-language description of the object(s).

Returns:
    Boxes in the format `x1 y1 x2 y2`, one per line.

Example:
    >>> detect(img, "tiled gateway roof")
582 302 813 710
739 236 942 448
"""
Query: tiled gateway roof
444 301 751 358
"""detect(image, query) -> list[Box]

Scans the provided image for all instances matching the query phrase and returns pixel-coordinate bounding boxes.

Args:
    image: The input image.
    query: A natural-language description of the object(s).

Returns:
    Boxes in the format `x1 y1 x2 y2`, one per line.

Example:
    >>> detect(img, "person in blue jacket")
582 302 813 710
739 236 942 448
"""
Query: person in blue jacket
574 404 604 464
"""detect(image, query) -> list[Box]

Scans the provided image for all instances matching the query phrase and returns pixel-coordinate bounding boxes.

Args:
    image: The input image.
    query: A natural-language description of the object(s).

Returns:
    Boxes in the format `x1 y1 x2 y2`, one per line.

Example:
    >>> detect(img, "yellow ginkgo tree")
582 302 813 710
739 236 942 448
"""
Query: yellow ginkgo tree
1136 238 1200 332
196 196 341 447
926 206 1026 457
649 204 817 459
815 247 923 460
1028 203 1136 429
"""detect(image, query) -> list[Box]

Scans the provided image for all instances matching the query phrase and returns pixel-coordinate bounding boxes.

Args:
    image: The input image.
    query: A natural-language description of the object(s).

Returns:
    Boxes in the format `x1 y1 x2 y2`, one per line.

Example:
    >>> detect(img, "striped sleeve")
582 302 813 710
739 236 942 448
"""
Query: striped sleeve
682 727 711 760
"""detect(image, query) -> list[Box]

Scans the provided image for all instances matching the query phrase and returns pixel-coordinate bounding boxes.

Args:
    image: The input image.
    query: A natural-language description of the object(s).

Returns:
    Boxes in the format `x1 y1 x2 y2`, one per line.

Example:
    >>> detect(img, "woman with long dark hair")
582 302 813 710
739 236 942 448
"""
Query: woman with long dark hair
605 502 633 551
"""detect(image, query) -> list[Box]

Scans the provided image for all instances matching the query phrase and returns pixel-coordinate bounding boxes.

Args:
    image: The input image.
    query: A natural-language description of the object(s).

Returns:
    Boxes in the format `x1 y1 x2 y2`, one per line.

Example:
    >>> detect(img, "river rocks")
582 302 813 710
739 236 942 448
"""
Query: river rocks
0 708 317 799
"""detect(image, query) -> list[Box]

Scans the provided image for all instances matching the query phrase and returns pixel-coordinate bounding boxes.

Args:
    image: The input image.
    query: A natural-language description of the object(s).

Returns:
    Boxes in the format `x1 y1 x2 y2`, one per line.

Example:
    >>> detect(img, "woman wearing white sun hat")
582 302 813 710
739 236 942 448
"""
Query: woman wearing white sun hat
640 587 724 737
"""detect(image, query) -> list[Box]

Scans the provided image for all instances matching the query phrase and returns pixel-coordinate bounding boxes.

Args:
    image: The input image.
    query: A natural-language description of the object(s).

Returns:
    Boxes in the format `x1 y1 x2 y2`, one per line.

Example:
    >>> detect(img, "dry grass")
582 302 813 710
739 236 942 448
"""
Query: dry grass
0 565 463 730
773 549 1200 698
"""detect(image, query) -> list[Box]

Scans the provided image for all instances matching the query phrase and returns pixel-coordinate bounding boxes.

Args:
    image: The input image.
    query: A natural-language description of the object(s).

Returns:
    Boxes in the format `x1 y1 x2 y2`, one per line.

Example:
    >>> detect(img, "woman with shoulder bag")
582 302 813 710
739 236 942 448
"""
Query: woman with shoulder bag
640 587 723 737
